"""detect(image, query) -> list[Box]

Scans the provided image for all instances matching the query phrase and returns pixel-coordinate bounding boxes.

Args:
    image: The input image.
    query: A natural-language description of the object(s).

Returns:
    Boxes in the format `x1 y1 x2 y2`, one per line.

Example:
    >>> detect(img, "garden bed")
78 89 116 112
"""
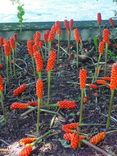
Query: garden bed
0 37 117 156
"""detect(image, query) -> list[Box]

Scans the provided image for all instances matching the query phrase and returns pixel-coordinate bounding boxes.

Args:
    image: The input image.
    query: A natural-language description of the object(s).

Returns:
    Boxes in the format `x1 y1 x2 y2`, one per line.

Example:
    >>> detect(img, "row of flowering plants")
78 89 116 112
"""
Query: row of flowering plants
0 13 117 156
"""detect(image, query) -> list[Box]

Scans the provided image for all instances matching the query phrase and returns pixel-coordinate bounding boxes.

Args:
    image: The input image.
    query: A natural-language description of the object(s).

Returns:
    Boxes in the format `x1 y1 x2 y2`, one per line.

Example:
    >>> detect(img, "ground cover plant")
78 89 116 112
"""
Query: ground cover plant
0 13 117 156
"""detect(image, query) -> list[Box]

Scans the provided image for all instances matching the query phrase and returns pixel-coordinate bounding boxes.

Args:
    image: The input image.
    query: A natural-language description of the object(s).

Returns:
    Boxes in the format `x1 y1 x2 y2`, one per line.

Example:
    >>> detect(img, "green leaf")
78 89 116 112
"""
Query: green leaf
58 139 70 148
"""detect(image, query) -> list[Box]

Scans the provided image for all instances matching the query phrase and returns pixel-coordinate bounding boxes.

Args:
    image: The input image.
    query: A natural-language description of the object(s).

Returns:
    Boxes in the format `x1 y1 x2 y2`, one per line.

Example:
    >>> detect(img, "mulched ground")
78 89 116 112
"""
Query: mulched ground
0 40 117 156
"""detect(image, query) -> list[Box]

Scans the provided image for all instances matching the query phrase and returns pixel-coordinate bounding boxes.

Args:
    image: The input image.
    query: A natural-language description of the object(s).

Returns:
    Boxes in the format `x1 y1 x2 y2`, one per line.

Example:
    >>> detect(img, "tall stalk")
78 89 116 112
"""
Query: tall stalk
47 71 51 105
104 43 108 75
6 56 9 83
37 98 41 133
0 91 5 116
106 90 114 129
31 57 36 77
92 54 101 83
79 89 84 124
76 42 79 68
57 35 60 64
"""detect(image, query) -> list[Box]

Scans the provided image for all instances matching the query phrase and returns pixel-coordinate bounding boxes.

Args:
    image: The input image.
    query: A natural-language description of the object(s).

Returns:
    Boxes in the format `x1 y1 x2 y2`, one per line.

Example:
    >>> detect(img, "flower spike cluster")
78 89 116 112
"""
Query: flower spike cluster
33 51 44 72
46 50 56 72
57 100 77 109
110 63 117 90
36 79 43 99
13 83 27 97
79 68 87 89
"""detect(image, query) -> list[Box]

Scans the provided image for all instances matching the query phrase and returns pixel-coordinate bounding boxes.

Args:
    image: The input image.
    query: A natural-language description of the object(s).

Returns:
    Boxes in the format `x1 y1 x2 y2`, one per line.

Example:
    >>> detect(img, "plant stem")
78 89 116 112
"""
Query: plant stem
47 71 51 105
104 43 108 75
31 57 36 77
36 98 41 133
6 56 9 83
79 89 84 125
57 35 60 64
106 90 114 129
37 72 41 79
92 54 101 83
44 43 47 58
0 91 5 116
48 42 51 53
76 42 79 68
12 49 16 76
82 139 112 156
9 55 12 75
32 130 52 146
67 30 70 53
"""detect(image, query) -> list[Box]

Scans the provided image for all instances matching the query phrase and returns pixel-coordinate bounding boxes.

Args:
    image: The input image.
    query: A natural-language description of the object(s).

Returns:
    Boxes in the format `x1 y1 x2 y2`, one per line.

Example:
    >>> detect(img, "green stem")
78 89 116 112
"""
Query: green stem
47 71 51 105
32 130 52 146
0 91 5 116
76 42 79 68
104 43 108 75
31 57 36 77
37 72 41 79
40 48 44 60
9 55 12 75
57 35 60 64
82 139 111 156
67 30 70 53
6 56 9 83
106 90 114 129
92 54 101 83
107 129 117 134
79 89 84 125
36 98 41 133
44 43 47 59
48 42 51 53
12 49 16 76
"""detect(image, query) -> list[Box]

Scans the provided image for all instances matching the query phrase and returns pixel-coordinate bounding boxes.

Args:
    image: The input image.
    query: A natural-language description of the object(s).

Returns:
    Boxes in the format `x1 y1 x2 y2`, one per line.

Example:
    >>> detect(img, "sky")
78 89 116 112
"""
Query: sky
0 0 116 22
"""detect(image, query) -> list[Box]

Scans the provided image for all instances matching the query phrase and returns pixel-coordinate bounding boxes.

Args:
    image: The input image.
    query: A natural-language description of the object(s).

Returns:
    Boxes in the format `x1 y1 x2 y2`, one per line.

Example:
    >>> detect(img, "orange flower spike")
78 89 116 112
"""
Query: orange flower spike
19 144 33 156
0 75 3 92
79 68 87 89
103 28 110 44
98 41 105 55
10 102 29 110
27 101 38 107
19 137 37 146
69 19 74 29
0 37 3 47
33 51 43 72
63 133 72 142
64 19 70 31
55 21 61 35
36 79 43 99
70 133 79 150
9 37 15 49
48 29 56 42
62 122 78 133
89 132 106 145
38 41 43 48
57 100 77 109
27 40 34 56
3 44 11 57
33 44 38 54
97 13 102 25
74 28 80 43
109 18 115 28
46 50 56 72
110 63 117 90
96 79 107 85
43 30 50 43
89 84 98 89
13 83 27 97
